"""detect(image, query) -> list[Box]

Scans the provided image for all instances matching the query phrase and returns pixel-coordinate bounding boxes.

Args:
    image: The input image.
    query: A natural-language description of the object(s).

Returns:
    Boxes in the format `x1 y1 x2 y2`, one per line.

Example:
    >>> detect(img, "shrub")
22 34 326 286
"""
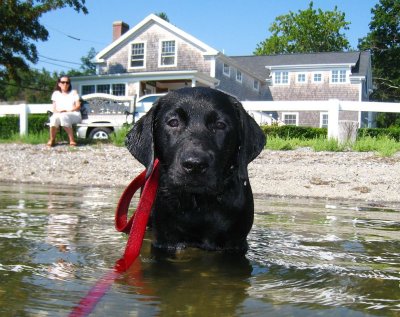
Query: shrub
0 114 48 139
358 127 400 141
0 115 19 138
261 125 327 139
110 124 131 147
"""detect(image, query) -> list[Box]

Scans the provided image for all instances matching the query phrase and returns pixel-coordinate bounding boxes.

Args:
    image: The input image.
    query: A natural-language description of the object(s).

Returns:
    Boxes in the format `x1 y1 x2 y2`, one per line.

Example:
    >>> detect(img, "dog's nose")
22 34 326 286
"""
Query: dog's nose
181 156 209 174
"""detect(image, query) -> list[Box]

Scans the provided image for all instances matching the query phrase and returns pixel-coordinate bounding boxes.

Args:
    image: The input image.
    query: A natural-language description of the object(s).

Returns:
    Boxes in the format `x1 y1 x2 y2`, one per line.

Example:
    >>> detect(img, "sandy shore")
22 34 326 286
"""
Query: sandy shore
1 143 399 204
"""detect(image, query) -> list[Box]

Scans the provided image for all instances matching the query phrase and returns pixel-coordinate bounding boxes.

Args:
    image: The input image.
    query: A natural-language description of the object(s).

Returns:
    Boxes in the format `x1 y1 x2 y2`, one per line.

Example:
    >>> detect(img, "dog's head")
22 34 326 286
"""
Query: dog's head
126 87 265 193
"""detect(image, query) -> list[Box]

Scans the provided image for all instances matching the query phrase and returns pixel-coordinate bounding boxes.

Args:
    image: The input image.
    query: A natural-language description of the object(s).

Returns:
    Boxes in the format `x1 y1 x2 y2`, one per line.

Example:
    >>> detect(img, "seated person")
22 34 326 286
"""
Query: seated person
47 76 82 147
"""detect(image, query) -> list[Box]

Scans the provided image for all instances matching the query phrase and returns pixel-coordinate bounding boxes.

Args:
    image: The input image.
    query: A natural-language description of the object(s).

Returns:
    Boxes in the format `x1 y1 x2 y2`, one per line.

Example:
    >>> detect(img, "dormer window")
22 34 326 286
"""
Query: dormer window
296 73 306 83
130 42 145 68
313 73 323 83
331 70 347 83
274 71 289 85
236 70 242 83
223 63 230 76
160 40 176 66
253 80 259 91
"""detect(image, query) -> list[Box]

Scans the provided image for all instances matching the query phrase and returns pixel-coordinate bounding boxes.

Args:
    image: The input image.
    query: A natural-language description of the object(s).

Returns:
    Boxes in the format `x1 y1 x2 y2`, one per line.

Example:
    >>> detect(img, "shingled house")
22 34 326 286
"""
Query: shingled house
71 14 373 127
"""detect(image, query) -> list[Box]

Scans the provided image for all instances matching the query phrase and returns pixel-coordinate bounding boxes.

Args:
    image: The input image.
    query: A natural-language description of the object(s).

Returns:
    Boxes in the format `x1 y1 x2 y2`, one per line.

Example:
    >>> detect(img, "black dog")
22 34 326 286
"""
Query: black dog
126 87 265 253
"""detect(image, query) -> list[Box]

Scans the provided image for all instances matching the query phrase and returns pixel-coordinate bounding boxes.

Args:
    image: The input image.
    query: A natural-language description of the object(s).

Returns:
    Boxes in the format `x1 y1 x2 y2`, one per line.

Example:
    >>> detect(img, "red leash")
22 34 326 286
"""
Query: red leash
69 160 160 317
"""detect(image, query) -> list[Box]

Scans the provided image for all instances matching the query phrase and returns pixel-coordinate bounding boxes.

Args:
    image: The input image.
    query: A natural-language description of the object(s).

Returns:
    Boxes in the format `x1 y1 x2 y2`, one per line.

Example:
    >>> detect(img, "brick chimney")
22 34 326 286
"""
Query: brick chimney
112 21 129 41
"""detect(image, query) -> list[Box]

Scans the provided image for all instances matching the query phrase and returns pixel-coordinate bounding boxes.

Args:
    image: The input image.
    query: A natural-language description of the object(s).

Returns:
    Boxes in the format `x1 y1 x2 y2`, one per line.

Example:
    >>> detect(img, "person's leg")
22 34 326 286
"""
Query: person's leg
63 126 76 145
60 113 80 146
47 115 60 146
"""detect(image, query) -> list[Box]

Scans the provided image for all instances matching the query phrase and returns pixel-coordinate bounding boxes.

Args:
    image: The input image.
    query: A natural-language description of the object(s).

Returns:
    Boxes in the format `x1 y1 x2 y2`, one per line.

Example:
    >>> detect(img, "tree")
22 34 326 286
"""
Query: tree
0 0 88 82
0 48 95 102
358 0 400 128
254 1 351 55
0 68 57 102
67 47 97 76
358 0 400 102
156 12 169 22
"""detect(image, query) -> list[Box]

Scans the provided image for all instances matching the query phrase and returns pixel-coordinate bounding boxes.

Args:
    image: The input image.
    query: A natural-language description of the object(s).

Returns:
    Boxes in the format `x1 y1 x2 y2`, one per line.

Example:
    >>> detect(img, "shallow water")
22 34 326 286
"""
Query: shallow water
0 183 399 317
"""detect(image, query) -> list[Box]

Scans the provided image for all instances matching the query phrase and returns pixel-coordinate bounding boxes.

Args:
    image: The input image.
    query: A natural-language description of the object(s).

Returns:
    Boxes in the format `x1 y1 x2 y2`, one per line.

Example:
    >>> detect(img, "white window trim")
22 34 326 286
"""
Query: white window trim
274 71 289 85
129 41 146 69
312 72 323 84
296 72 307 84
81 85 95 95
158 39 177 67
320 112 329 128
111 83 127 96
96 84 111 94
330 69 348 84
223 63 230 77
236 69 242 83
282 112 299 126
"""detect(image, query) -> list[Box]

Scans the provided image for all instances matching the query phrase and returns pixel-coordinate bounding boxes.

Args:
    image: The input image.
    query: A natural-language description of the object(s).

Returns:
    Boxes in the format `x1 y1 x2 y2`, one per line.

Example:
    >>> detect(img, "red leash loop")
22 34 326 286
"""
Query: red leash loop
114 159 160 272
69 159 159 317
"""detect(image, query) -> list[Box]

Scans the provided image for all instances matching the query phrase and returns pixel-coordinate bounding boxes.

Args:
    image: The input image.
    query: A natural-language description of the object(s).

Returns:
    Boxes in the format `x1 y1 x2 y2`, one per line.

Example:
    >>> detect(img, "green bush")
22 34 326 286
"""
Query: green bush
358 127 400 141
0 116 19 138
261 125 327 139
0 114 48 139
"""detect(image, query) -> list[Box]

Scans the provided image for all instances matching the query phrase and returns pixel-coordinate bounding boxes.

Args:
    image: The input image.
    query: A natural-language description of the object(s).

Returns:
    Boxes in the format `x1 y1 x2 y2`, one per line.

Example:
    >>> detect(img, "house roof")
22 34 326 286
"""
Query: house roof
96 14 219 62
230 51 371 79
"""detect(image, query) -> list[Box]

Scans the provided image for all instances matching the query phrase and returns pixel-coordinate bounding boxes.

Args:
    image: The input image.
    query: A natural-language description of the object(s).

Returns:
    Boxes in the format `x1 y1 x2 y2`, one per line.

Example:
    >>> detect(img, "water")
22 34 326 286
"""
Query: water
0 183 399 317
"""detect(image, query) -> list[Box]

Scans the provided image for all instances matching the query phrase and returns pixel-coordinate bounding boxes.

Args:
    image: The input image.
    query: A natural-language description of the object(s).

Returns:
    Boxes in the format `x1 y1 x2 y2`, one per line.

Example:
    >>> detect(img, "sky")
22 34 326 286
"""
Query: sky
34 0 380 73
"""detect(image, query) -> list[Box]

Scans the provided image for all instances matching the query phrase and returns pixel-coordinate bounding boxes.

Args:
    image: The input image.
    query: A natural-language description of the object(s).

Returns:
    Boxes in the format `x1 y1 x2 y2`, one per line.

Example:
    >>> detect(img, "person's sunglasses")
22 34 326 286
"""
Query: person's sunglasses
60 81 70 84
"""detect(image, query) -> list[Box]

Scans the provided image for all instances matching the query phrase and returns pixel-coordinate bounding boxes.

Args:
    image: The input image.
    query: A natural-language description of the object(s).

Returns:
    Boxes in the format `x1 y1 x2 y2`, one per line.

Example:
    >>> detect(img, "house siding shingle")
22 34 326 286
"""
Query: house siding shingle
99 23 211 75
215 59 271 101
269 72 360 101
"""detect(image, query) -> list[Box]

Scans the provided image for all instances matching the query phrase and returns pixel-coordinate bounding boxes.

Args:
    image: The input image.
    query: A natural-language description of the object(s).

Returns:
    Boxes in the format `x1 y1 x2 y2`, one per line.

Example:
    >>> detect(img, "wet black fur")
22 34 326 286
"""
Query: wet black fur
126 87 265 253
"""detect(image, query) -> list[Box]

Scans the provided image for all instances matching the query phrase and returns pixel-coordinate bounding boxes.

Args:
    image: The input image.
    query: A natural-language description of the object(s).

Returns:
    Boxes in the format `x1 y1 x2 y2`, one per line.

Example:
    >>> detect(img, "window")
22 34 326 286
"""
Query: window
82 85 95 95
236 70 242 83
320 112 329 128
297 73 306 83
130 42 145 68
274 71 289 84
97 84 110 94
313 73 323 83
282 112 298 125
331 70 347 83
223 63 230 76
160 40 176 66
112 84 126 96
253 80 259 91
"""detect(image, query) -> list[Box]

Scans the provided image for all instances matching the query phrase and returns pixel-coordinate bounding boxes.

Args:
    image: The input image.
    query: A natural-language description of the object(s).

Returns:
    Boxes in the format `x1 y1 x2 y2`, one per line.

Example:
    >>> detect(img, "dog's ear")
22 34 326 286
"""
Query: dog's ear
125 104 157 176
232 98 266 180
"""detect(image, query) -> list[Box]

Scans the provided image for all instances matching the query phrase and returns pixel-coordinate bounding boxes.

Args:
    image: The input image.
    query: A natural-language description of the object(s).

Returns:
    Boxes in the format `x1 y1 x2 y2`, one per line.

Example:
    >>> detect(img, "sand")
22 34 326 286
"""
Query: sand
1 143 399 205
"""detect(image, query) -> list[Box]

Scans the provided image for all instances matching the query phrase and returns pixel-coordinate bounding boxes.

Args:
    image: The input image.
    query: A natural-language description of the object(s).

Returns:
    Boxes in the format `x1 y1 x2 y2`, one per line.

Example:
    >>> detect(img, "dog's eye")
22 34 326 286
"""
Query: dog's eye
215 121 226 130
167 118 179 127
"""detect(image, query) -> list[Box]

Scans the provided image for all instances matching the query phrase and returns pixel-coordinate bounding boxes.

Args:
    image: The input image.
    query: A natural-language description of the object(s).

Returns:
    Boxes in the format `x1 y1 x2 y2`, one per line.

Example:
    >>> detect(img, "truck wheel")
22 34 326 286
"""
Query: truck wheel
89 128 112 140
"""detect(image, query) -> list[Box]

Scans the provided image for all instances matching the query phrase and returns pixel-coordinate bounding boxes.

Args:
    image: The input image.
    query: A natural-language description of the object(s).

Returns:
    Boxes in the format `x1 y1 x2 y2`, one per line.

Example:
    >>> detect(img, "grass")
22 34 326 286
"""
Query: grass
266 135 400 156
1 130 400 157
1 131 51 144
110 125 131 147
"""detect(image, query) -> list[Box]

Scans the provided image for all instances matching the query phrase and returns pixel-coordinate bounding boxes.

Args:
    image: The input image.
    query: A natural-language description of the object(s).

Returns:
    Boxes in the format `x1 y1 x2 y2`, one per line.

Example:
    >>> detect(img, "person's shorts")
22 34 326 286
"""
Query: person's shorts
49 112 82 128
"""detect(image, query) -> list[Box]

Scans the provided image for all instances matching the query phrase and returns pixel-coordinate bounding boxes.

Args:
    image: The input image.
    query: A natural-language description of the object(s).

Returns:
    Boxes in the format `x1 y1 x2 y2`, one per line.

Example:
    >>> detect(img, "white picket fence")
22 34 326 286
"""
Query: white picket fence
1 99 400 140
242 99 400 140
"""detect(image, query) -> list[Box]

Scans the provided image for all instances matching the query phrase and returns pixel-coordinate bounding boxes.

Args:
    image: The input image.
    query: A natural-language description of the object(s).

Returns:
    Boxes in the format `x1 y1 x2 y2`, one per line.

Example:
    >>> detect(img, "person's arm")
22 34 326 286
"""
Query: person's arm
70 90 81 112
51 91 58 112
70 99 80 112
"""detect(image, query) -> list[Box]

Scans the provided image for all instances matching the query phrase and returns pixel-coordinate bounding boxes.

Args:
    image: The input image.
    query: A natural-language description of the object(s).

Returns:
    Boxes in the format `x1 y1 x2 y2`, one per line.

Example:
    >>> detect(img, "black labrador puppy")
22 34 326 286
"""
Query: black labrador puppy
126 87 265 253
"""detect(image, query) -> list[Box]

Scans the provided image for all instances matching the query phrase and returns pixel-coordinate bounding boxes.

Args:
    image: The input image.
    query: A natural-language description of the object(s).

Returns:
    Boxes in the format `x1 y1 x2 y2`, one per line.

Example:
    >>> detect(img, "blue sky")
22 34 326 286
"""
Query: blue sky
34 0 379 73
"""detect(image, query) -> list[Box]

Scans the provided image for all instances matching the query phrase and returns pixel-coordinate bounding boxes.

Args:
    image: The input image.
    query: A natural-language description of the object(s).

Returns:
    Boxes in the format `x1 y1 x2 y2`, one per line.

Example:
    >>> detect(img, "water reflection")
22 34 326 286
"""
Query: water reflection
0 183 399 317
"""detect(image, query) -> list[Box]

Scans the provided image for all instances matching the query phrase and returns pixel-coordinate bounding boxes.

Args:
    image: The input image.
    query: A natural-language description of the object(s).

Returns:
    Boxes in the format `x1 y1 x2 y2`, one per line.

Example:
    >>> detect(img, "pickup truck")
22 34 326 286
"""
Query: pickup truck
76 93 164 140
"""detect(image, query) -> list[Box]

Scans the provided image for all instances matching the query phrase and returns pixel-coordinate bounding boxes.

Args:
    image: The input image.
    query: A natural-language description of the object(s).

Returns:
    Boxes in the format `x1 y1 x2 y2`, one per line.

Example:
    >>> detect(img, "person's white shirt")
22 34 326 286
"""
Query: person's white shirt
51 90 79 112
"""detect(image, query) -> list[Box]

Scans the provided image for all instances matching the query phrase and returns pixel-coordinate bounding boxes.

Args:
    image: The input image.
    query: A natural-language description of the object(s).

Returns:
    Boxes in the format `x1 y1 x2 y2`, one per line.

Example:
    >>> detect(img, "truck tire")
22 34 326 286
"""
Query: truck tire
89 127 112 140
